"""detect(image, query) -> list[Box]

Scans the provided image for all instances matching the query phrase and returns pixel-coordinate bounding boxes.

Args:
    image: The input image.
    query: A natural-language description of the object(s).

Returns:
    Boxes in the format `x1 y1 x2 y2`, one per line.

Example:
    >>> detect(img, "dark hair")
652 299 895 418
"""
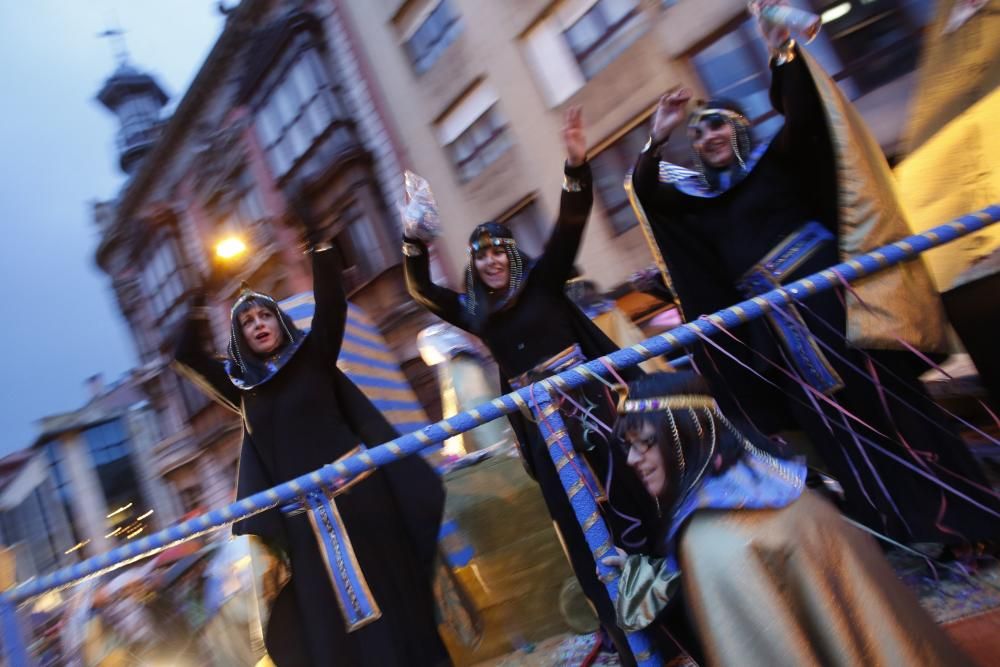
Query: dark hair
614 372 783 507
468 220 515 247
699 98 748 119
226 290 305 389
462 221 531 322
233 295 279 324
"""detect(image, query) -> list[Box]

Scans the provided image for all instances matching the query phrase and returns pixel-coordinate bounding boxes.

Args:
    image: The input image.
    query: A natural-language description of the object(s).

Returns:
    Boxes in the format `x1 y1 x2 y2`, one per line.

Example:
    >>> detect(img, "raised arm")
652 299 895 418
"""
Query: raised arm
532 106 594 288
770 44 828 158
172 302 242 413
749 0 829 159
307 245 349 363
402 237 466 328
631 88 692 213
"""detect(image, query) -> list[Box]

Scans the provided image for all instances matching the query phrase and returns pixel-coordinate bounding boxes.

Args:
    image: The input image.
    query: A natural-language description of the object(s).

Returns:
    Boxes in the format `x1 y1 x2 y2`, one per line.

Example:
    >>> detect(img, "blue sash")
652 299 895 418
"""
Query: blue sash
738 222 844 394
281 447 382 632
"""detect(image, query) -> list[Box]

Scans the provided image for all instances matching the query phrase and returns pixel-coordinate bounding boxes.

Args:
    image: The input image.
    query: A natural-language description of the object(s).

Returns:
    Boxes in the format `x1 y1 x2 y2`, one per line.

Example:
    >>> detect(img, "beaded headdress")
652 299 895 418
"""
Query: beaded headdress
463 221 526 316
226 283 304 388
687 99 753 186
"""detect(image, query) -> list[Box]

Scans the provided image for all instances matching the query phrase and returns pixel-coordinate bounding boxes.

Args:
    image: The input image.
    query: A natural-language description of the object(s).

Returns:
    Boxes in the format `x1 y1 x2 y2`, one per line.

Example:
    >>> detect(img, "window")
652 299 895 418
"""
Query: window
333 199 391 291
44 443 83 547
437 84 512 183
233 170 267 228
84 420 131 467
808 0 929 96
140 237 186 324
117 94 161 150
691 18 782 141
564 0 643 79
498 198 547 257
406 0 462 74
692 3 932 149
82 420 145 538
255 47 344 179
179 484 203 514
215 168 273 247
590 117 690 234
447 106 511 182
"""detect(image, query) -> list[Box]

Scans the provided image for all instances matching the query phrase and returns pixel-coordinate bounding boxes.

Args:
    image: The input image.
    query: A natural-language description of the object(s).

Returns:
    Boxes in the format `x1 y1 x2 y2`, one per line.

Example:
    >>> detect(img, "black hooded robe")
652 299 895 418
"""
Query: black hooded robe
631 49 999 544
175 248 450 666
405 162 686 665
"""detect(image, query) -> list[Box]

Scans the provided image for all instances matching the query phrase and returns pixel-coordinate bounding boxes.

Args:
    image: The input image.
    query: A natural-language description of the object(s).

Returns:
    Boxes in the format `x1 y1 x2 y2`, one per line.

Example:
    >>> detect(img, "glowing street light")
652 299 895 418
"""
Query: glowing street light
215 236 248 260
821 2 851 23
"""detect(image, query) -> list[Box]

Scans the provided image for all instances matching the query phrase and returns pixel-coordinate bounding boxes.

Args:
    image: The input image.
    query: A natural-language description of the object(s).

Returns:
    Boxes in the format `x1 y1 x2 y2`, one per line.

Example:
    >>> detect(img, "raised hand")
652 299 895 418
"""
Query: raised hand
601 546 628 571
651 87 692 145
562 105 587 167
287 189 326 247
752 0 792 50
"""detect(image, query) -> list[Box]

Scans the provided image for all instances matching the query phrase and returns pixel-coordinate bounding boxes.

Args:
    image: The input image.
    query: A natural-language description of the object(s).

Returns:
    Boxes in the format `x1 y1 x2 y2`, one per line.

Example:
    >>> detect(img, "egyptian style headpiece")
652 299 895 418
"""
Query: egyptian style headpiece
615 373 794 506
226 283 305 389
687 99 754 189
463 221 526 317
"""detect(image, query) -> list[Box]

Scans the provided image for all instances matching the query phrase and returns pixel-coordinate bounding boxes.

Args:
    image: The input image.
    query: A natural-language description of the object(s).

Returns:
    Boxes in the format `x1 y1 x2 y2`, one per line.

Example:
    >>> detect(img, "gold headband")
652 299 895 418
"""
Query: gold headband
688 107 748 128
618 394 719 414
469 231 516 253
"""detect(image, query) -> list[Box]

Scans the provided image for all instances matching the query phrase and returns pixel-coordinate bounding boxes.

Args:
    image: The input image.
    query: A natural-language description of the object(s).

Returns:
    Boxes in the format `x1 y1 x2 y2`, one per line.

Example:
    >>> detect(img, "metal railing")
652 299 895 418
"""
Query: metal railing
2 205 997 666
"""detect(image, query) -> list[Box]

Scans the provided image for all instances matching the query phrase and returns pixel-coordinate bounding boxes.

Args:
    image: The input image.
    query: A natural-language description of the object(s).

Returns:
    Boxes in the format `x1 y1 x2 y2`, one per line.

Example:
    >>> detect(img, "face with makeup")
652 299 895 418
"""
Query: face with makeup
691 113 736 169
473 246 510 291
238 303 284 356
623 421 668 498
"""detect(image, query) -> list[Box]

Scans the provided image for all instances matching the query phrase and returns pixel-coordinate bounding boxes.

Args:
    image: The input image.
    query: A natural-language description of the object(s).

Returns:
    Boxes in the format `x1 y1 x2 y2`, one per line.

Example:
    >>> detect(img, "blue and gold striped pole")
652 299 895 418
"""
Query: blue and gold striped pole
530 383 661 665
1 206 997 642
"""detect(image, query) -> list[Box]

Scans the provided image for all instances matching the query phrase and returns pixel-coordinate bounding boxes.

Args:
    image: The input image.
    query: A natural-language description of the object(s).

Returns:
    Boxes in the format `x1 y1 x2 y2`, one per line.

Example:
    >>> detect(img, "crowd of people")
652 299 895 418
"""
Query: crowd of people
27 538 260 666
22 2 997 665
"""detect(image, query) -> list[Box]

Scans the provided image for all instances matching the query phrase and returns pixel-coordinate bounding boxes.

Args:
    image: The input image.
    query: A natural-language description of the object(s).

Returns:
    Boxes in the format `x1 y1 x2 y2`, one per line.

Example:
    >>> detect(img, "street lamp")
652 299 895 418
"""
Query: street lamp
215 235 247 260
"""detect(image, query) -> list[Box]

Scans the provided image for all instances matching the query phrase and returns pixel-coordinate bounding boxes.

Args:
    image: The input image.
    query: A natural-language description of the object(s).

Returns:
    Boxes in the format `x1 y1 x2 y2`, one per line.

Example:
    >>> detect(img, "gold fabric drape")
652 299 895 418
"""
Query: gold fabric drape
679 491 967 666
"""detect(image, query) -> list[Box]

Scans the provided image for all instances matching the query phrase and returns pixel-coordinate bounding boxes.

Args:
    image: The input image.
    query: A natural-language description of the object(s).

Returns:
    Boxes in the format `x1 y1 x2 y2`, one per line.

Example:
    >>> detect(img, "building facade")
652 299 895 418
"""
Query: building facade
0 450 76 582
0 374 179 578
335 0 934 296
93 0 445 515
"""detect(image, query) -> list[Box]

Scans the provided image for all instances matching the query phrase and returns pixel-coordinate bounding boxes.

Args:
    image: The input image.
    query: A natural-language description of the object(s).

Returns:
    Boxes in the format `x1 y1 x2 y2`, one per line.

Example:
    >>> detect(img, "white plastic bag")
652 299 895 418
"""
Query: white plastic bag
400 170 441 243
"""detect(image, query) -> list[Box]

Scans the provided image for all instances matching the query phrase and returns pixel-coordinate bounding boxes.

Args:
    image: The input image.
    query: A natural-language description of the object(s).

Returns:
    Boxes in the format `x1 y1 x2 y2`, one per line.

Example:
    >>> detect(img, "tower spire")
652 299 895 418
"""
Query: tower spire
97 24 130 67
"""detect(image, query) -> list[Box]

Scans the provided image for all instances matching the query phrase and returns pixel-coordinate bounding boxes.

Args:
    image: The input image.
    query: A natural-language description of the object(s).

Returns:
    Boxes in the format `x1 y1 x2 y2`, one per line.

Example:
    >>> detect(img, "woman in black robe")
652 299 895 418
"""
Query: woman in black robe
629 9 999 547
404 109 676 664
174 209 450 666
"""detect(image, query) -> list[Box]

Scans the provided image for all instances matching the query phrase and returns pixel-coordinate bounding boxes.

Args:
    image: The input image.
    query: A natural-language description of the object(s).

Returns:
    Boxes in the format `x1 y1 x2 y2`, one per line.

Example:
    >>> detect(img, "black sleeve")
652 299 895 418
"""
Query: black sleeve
531 161 594 289
633 141 664 203
308 246 349 363
172 312 242 413
770 46 828 159
402 237 467 327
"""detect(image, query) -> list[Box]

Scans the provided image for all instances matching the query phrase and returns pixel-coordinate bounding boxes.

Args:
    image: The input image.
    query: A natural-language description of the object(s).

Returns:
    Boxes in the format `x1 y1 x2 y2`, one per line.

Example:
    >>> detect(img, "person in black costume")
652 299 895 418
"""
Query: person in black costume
629 4 999 548
174 201 450 666
403 109 686 665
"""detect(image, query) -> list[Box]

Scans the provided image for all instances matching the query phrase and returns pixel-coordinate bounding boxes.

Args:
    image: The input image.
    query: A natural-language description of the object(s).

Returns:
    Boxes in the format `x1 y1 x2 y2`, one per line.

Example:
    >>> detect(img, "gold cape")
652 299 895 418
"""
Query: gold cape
616 491 968 666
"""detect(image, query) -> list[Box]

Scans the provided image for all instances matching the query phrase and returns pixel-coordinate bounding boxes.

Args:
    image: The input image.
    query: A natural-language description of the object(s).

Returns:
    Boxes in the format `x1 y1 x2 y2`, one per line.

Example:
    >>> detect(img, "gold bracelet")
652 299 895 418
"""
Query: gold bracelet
773 38 797 66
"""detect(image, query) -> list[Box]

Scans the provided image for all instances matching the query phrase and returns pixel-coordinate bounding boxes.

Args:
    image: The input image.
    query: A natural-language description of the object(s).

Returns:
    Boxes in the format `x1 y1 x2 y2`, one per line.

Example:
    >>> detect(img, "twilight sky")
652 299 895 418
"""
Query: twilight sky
0 1 224 455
